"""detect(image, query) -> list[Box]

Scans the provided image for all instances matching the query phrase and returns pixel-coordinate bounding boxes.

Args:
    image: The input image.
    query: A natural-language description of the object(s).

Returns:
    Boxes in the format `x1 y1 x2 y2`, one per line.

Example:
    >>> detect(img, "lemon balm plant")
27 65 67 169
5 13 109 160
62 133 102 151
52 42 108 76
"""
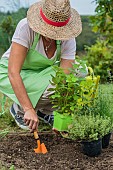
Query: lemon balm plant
49 59 99 131
49 60 87 114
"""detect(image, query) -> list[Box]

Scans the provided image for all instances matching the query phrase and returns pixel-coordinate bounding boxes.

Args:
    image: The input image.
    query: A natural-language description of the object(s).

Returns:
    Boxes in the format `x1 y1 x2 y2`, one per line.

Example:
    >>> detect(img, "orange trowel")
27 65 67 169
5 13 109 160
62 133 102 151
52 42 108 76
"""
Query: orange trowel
33 131 48 154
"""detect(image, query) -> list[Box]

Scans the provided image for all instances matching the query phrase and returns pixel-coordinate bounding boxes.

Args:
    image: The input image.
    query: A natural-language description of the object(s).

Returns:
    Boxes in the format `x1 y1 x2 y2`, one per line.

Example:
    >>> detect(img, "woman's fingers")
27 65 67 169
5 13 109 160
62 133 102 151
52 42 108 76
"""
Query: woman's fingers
24 118 38 131
32 121 37 131
29 120 35 129
24 119 30 125
30 121 38 132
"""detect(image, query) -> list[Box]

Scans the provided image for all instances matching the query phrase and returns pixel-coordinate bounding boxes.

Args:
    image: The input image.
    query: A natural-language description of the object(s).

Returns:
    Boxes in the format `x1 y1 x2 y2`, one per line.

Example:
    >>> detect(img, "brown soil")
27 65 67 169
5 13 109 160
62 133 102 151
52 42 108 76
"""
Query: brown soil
0 132 113 170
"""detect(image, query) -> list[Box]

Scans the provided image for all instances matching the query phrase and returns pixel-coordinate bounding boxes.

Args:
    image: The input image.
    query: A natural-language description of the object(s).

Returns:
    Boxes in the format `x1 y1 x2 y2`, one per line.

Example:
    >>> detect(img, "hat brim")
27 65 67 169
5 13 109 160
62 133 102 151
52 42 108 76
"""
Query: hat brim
27 1 82 40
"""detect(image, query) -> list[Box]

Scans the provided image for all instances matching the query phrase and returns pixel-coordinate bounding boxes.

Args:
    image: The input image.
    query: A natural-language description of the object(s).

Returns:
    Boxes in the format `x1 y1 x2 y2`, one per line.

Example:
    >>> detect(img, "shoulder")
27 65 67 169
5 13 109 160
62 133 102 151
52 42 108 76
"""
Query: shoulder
16 18 30 30
61 38 76 46
61 38 76 50
12 18 35 48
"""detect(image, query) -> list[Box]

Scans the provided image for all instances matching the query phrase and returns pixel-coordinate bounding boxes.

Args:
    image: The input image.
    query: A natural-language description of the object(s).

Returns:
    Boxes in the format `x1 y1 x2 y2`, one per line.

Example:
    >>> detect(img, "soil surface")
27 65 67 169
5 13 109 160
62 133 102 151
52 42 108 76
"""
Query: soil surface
0 132 113 170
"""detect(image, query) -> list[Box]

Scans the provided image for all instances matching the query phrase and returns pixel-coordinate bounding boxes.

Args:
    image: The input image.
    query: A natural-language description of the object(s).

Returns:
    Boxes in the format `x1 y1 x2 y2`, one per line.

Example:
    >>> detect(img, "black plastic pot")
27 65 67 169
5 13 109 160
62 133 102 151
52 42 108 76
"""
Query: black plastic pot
82 138 102 157
102 133 111 149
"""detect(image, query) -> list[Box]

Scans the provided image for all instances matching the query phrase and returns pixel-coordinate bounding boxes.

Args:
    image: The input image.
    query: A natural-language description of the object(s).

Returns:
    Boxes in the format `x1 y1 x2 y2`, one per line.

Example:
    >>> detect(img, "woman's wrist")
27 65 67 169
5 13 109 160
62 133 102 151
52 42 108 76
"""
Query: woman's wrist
24 107 34 113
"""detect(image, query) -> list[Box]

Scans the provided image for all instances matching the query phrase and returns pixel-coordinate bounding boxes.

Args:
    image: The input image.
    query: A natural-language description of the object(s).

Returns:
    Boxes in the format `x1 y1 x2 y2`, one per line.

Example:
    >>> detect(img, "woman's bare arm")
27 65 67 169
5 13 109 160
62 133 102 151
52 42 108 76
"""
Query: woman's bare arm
60 58 75 74
8 42 32 110
8 42 39 131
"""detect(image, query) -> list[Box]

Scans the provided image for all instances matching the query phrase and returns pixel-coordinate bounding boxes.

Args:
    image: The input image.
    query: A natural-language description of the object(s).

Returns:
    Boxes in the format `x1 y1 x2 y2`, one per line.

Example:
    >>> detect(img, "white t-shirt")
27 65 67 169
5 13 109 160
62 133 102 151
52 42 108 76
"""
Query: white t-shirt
2 18 76 60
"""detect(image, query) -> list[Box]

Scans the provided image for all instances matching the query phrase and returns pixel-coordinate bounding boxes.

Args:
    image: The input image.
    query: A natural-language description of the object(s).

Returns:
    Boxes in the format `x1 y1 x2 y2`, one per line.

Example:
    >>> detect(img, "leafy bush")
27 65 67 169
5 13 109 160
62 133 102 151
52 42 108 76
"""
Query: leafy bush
0 8 27 55
76 16 98 52
84 39 113 83
0 16 16 52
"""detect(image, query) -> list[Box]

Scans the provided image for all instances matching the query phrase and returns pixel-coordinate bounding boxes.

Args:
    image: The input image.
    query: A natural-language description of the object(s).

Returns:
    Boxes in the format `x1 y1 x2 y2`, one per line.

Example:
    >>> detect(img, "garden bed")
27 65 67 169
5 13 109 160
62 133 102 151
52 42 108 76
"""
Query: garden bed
0 132 113 170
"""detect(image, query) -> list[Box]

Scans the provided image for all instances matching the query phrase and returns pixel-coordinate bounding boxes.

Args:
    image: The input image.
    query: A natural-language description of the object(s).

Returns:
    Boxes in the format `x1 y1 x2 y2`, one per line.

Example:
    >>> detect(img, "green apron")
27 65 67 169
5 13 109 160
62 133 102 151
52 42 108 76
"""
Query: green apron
0 33 61 108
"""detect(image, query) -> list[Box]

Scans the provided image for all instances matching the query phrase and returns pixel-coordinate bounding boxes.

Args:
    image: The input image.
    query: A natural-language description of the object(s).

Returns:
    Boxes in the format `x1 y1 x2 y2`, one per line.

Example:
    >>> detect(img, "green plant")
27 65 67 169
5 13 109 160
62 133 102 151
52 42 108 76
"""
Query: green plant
0 16 16 50
0 163 15 170
91 0 113 43
76 15 98 52
49 60 99 115
68 114 113 141
94 84 113 121
84 39 113 83
9 165 15 170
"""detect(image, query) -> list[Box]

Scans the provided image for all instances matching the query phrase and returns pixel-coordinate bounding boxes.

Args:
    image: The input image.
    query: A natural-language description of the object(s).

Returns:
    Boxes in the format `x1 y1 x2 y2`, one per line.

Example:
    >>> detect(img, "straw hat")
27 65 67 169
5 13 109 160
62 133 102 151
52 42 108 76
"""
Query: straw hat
27 0 82 40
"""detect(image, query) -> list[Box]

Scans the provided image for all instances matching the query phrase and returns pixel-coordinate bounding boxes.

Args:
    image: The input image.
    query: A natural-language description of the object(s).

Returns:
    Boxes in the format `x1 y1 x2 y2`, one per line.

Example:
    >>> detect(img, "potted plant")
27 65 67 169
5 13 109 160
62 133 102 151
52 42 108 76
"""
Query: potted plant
49 66 81 131
48 61 100 131
48 60 100 131
67 114 113 157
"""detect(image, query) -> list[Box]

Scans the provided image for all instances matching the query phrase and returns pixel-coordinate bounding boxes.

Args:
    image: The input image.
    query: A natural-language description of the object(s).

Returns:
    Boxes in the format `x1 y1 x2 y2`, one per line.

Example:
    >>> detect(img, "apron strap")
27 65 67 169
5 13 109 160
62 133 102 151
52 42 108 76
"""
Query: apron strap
55 40 61 65
31 33 40 50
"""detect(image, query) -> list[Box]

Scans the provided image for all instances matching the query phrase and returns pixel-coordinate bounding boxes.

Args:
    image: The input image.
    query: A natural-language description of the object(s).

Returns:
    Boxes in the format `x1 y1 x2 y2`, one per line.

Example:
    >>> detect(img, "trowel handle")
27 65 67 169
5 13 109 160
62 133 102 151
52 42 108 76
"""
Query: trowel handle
34 131 39 140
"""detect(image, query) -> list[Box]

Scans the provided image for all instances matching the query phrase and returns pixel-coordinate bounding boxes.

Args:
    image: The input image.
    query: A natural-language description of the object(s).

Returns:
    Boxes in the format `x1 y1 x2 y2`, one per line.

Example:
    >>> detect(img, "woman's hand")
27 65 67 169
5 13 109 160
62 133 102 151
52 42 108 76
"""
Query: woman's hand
24 109 39 132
